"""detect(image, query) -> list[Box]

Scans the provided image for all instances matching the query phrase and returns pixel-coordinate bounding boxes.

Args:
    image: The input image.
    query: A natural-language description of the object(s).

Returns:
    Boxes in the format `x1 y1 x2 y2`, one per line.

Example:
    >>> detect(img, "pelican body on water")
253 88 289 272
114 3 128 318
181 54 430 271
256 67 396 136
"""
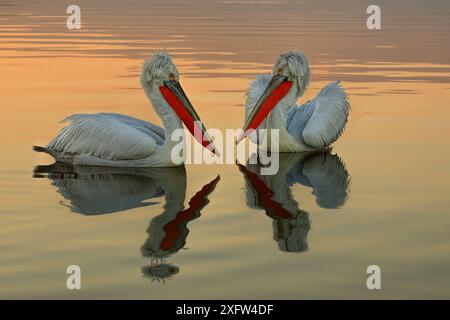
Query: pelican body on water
34 52 216 167
34 50 351 168
238 51 350 152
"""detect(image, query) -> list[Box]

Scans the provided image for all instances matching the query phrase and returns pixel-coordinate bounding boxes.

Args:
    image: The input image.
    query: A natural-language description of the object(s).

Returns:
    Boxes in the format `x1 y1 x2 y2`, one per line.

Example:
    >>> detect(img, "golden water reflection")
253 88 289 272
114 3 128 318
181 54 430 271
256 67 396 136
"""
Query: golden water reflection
1 0 450 299
34 163 220 283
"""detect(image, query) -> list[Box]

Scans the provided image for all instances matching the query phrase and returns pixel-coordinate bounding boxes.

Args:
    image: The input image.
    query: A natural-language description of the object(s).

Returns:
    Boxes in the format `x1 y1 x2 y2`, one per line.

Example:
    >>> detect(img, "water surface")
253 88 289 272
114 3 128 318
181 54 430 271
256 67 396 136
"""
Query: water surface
1 0 450 299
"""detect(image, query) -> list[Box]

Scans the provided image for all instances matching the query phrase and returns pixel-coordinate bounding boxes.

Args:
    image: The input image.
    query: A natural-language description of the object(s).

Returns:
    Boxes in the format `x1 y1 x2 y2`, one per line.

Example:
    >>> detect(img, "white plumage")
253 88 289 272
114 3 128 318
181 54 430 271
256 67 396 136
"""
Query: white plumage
48 113 165 161
244 51 350 151
34 52 202 167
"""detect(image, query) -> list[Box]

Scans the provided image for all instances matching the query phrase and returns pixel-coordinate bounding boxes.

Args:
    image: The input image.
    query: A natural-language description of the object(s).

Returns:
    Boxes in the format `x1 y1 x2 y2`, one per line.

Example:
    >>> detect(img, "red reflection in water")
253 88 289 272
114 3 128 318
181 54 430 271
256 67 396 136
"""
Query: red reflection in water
159 175 220 250
237 164 293 220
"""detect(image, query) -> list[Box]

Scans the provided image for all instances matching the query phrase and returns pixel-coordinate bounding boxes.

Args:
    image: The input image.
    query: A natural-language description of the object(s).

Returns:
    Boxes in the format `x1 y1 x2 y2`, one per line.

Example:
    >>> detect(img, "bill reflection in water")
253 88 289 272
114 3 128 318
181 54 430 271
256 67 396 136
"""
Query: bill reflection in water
141 175 219 282
33 163 220 283
238 151 350 253
32 148 350 282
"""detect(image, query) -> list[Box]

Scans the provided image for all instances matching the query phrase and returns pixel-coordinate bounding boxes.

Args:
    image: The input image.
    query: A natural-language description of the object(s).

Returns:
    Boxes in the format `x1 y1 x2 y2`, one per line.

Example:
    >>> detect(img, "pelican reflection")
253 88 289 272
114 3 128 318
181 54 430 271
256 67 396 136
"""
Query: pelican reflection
33 163 220 282
238 151 350 253
140 175 219 282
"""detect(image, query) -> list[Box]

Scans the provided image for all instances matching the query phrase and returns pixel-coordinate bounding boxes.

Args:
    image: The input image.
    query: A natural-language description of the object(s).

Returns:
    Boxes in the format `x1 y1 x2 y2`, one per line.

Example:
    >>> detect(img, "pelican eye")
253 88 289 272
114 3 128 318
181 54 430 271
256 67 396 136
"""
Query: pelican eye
278 68 284 76
168 73 175 80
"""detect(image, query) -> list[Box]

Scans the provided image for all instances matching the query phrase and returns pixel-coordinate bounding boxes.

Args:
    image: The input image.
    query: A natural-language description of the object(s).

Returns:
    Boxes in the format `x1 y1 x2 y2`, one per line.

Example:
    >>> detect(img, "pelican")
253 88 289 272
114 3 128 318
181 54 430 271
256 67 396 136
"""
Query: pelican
33 163 220 282
238 151 350 252
33 52 216 167
237 51 350 151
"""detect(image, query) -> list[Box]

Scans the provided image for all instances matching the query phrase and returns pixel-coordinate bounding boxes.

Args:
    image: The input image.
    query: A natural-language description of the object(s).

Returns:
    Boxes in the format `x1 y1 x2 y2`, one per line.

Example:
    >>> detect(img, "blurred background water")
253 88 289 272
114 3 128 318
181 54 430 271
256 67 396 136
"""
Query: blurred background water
0 0 450 299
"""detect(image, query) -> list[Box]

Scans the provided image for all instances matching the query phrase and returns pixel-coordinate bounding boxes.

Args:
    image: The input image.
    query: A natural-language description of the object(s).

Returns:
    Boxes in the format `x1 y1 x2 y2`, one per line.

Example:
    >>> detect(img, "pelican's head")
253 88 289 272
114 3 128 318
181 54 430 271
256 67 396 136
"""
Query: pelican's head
141 51 180 85
272 51 310 98
141 52 217 155
237 51 310 144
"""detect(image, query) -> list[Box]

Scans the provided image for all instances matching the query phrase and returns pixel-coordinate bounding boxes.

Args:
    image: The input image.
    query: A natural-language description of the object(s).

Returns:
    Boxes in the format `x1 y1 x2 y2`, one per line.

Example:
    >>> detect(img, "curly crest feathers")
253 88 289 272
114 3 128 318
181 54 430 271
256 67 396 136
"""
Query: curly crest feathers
142 51 179 83
273 51 310 97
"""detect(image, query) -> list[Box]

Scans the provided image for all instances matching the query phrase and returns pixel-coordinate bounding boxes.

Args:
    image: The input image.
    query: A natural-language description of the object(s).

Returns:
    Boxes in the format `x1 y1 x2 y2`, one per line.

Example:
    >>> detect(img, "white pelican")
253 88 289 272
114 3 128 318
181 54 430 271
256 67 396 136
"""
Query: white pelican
238 151 350 252
237 51 350 151
33 52 216 167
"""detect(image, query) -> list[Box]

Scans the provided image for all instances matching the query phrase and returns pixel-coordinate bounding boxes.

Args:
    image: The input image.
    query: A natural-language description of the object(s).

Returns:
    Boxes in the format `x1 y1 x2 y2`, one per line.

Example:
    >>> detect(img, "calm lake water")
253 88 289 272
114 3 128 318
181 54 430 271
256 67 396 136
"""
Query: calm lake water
1 0 450 299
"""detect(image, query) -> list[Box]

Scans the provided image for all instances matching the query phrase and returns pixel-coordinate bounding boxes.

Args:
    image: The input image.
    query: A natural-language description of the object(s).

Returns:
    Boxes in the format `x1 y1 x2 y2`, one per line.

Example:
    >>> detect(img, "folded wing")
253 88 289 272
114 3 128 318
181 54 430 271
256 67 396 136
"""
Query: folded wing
47 113 165 161
287 81 350 149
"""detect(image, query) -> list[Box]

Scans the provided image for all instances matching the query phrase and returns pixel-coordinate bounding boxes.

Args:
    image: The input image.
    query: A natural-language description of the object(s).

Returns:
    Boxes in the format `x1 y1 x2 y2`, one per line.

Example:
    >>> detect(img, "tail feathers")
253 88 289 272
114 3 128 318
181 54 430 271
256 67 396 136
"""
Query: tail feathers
33 145 53 155
33 145 61 161
33 145 46 152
